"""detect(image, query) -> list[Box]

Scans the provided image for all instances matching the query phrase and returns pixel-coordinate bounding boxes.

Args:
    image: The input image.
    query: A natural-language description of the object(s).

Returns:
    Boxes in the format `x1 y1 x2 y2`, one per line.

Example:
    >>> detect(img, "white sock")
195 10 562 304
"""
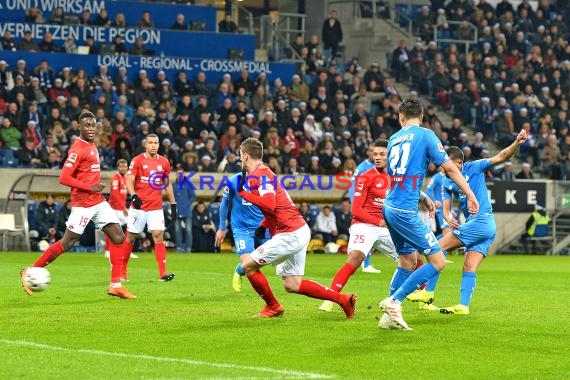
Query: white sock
111 282 122 288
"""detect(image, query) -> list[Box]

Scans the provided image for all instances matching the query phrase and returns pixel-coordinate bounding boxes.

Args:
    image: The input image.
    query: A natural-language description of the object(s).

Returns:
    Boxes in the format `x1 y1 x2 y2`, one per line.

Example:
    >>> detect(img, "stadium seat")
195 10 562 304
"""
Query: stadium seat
308 238 324 253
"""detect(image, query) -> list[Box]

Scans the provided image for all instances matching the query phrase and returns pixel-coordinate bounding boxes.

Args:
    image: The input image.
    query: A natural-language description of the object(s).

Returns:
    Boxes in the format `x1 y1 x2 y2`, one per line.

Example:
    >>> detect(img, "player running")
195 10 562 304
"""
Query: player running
378 97 479 330
214 172 269 292
319 139 402 313
424 167 450 237
122 134 176 282
20 111 135 299
104 159 137 260
409 130 527 315
237 137 356 318
348 144 382 273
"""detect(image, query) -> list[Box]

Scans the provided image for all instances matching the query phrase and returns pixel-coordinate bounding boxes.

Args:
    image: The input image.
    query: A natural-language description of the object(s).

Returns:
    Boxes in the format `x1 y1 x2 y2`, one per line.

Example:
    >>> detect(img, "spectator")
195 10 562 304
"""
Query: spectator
1 31 17 51
93 9 111 27
314 205 338 244
218 14 237 33
63 37 78 54
520 204 550 254
35 194 58 238
111 35 128 56
516 162 534 179
500 161 515 181
136 10 155 28
540 134 563 179
112 13 127 28
171 14 188 30
49 7 65 25
85 35 98 55
192 201 215 252
173 167 196 252
322 10 343 58
26 7 45 23
0 117 22 150
15 137 42 168
334 199 351 237
16 31 40 52
80 10 92 25
129 37 148 56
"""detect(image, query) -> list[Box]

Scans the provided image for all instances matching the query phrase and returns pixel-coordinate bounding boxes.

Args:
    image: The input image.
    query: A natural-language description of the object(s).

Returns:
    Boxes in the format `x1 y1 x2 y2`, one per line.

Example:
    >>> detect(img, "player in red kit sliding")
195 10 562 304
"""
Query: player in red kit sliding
237 137 356 318
104 159 138 260
20 112 135 299
122 134 176 282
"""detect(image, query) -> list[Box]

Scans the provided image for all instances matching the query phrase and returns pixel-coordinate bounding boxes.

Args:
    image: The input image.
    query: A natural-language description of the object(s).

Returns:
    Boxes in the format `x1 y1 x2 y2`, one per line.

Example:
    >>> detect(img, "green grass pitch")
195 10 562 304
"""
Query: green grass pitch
1 252 569 379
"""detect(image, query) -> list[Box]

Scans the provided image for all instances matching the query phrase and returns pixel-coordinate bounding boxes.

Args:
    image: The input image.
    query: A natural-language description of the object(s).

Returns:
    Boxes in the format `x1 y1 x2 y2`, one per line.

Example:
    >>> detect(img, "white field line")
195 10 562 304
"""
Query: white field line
0 339 333 379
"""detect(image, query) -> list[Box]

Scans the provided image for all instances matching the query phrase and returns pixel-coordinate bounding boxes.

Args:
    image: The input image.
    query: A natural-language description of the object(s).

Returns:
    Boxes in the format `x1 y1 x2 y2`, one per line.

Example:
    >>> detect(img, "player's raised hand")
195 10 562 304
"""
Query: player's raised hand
515 129 528 145
215 230 226 247
90 183 105 192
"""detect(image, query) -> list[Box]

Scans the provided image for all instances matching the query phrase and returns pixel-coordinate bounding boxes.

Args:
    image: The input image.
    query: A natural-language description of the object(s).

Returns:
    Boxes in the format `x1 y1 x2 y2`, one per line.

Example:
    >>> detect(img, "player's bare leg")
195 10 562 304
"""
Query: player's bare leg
319 249 363 312
103 223 135 299
21 229 82 296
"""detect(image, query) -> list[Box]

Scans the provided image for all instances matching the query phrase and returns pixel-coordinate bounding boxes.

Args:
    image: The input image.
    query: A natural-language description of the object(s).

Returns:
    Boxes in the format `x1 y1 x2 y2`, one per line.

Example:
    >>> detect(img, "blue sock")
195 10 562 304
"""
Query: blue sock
425 271 440 292
393 263 439 302
459 272 476 306
389 267 414 296
235 263 245 276
363 254 371 268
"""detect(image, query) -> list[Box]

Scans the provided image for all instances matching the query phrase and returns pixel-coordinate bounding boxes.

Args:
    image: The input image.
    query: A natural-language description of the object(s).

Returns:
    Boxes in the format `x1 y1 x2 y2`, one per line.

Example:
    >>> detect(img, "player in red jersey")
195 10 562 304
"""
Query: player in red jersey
122 134 176 282
104 159 137 260
237 137 356 318
20 111 135 299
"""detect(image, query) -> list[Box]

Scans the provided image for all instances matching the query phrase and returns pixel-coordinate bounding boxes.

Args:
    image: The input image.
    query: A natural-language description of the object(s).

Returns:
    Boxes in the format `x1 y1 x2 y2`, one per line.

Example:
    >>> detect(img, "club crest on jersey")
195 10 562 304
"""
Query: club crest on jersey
438 143 445 152
91 150 95 155
157 165 163 171
143 165 148 169
67 152 78 163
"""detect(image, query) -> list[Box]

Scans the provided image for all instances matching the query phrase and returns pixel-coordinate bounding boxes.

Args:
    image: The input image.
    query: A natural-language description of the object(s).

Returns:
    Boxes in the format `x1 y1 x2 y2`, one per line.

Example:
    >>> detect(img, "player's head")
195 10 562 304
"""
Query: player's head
145 134 160 156
446 146 464 171
116 159 128 176
398 97 423 127
240 137 263 171
78 111 97 141
372 138 388 170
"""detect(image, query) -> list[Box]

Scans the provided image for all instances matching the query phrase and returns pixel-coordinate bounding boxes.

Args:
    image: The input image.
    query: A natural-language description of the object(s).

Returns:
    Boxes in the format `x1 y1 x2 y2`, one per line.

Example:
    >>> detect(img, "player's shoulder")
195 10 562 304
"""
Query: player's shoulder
131 153 144 163
255 165 274 177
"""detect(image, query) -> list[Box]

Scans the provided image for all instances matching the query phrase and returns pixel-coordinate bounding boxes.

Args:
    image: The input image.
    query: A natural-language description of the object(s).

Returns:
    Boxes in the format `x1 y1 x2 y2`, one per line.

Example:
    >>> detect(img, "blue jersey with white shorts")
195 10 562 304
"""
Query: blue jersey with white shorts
219 173 268 255
348 159 374 200
442 159 496 256
383 126 449 255
426 171 449 229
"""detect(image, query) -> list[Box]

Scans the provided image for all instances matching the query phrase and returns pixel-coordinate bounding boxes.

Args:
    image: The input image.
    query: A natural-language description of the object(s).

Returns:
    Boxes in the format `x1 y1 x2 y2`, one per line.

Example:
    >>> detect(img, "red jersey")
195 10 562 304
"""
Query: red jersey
61 137 105 208
240 163 305 235
108 172 128 211
128 153 171 211
351 167 389 226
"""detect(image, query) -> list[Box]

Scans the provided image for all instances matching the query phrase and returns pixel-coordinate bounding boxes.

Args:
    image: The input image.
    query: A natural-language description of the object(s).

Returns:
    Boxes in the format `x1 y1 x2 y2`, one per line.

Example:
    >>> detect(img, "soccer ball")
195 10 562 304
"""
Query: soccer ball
22 267 51 292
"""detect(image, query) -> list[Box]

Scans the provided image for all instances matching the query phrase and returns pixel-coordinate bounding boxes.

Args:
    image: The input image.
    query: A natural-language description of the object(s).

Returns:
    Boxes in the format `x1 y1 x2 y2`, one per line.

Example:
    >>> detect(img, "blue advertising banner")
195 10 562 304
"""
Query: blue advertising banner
0 51 297 85
0 0 217 31
0 22 255 59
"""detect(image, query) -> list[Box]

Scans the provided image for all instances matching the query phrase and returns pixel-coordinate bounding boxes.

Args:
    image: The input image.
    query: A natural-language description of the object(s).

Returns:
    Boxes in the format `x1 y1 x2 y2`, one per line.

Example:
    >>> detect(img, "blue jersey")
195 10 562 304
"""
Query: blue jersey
219 173 264 231
385 126 449 211
425 171 445 209
442 159 493 220
348 159 374 200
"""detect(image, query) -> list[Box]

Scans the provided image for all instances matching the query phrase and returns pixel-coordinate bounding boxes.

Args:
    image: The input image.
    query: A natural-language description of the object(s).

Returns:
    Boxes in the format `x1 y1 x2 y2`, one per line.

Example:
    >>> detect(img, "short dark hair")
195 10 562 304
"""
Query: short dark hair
398 97 424 119
240 137 263 159
146 133 159 141
78 111 96 123
116 159 128 166
373 138 388 148
446 146 464 161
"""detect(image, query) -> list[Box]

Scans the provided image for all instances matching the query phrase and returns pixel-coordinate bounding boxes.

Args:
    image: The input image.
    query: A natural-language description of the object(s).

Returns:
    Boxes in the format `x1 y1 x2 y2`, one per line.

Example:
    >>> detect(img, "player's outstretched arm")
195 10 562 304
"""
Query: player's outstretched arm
419 191 435 217
489 129 528 166
441 161 479 215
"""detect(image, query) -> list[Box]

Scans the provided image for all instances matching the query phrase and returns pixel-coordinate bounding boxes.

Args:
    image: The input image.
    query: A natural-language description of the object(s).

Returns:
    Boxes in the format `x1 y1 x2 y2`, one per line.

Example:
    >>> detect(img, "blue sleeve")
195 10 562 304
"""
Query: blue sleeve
426 130 449 166
442 180 453 201
218 181 234 231
471 159 493 173
348 168 359 201
425 175 438 199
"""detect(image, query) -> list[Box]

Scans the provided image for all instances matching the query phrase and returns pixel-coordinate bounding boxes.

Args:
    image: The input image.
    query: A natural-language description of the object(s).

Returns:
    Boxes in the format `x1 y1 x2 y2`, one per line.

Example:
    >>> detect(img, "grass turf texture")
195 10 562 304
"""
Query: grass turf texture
1 252 569 379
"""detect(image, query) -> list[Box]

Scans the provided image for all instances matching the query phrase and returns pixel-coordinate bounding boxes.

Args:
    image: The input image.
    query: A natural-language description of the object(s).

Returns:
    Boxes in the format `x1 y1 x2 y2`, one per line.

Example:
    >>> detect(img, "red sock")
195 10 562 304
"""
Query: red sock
122 241 134 275
247 271 280 308
109 242 123 283
298 279 342 304
33 241 64 267
105 235 111 253
155 242 167 276
330 263 358 292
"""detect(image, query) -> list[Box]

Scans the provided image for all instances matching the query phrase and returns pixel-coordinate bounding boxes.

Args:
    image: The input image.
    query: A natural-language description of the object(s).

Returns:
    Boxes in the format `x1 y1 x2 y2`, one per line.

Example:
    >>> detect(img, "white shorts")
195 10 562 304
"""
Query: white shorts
66 201 120 235
251 224 311 276
348 223 397 260
127 208 165 233
114 209 128 225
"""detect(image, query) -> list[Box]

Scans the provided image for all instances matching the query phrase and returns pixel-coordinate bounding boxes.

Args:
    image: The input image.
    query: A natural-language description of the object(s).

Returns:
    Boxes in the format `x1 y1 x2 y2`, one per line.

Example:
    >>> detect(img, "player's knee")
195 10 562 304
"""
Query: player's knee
347 251 364 267
109 233 125 245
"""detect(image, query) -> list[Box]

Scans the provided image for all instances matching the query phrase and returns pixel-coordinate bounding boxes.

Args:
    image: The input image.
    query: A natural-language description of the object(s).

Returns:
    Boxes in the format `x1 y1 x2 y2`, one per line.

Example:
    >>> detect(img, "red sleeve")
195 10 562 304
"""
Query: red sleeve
164 159 171 175
60 149 92 191
352 174 380 226
260 217 269 229
239 175 277 212
108 175 121 206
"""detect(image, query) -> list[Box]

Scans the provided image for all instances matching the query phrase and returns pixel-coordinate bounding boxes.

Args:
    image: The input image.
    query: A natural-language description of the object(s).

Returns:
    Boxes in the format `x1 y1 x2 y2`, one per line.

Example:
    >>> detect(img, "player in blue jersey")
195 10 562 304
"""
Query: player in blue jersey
215 172 269 292
378 97 479 330
348 145 382 273
408 130 527 315
425 167 450 237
